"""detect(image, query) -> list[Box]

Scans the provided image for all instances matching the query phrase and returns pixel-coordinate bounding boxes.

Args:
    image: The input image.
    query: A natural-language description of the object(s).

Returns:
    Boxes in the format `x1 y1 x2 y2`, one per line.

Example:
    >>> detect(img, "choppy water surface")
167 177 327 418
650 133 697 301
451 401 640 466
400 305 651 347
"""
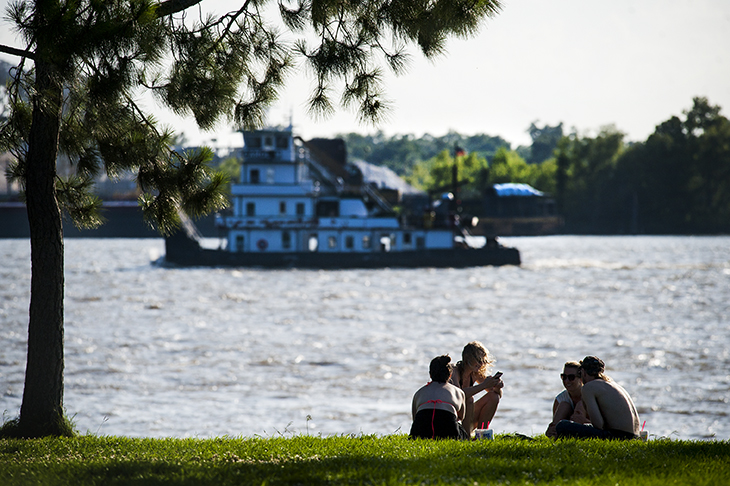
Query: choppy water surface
1 236 728 440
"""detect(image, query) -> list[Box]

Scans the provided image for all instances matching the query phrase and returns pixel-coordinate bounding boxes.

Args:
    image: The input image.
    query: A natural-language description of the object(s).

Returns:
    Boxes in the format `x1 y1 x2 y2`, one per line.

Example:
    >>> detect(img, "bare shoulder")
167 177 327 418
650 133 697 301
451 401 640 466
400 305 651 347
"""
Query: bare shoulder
582 380 599 391
449 367 462 386
581 380 604 395
584 378 622 396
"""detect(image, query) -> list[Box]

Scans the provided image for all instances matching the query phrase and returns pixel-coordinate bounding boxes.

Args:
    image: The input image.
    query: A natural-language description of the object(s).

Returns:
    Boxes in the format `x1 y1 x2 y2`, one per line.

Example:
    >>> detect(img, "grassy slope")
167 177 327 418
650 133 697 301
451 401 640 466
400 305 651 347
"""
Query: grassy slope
1 435 728 485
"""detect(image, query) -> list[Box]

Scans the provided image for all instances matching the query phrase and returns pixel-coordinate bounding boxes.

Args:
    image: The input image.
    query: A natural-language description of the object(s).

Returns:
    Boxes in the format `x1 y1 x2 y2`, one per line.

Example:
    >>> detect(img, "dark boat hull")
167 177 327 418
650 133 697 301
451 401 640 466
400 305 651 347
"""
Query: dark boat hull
163 232 520 269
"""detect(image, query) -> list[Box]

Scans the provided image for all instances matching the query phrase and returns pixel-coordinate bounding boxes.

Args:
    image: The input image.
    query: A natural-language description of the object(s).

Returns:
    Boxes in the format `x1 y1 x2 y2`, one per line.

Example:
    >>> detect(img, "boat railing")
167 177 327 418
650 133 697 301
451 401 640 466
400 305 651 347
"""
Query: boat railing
305 156 344 191
361 183 394 214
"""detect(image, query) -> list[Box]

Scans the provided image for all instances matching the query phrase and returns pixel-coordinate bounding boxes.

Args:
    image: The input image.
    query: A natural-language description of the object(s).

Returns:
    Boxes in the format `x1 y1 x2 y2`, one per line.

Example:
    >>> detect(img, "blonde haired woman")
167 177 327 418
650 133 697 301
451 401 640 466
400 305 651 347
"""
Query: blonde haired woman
449 341 503 435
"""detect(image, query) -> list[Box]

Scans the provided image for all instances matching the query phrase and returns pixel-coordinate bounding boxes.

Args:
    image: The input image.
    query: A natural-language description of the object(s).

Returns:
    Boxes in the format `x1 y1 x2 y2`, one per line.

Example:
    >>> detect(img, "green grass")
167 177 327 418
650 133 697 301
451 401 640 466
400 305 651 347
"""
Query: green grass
1 434 728 485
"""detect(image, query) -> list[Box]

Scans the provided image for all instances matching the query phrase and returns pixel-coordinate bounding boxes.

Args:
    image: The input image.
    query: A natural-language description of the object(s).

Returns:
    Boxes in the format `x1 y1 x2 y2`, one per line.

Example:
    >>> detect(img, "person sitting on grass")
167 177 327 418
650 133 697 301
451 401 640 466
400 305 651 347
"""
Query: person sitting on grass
410 355 468 440
546 361 591 438
449 341 504 435
556 356 641 440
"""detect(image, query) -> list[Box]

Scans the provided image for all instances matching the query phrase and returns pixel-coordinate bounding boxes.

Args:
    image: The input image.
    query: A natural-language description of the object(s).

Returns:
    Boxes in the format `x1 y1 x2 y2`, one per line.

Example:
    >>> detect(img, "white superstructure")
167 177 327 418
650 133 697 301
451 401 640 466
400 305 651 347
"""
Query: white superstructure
218 126 454 254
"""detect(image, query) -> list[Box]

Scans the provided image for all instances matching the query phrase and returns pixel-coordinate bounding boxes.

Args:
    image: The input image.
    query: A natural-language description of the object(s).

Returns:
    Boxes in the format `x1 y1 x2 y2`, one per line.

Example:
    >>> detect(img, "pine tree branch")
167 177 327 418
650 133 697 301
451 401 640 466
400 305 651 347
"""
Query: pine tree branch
156 0 204 18
0 43 34 60
211 0 254 51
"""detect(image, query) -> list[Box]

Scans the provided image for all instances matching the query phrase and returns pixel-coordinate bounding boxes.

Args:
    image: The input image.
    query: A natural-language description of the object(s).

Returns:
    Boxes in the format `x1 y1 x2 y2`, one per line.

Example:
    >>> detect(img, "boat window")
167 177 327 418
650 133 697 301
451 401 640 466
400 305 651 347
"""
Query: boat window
328 236 337 249
316 200 339 217
250 169 260 184
235 235 244 252
345 235 354 249
279 201 286 214
308 234 318 252
282 231 291 249
296 203 305 216
246 202 255 216
380 235 392 252
362 235 371 249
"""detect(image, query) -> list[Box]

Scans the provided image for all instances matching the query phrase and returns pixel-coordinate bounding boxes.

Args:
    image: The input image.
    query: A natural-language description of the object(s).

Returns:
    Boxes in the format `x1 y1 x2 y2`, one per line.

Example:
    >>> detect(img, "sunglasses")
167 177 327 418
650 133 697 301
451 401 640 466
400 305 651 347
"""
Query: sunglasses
561 373 578 381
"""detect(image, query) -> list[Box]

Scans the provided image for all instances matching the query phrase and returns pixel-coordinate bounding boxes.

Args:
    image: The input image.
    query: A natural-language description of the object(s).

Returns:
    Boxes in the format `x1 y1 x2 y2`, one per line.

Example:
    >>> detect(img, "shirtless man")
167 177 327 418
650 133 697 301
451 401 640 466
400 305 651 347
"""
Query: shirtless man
556 356 641 440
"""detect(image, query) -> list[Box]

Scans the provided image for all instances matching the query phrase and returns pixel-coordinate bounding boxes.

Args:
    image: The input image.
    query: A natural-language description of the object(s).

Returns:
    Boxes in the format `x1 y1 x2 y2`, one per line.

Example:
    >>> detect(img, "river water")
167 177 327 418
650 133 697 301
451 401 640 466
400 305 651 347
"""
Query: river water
1 236 728 440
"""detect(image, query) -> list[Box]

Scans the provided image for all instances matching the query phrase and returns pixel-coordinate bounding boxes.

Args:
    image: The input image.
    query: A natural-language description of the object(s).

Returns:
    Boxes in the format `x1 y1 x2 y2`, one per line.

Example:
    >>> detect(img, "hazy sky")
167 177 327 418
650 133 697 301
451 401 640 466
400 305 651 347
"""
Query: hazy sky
2 0 729 150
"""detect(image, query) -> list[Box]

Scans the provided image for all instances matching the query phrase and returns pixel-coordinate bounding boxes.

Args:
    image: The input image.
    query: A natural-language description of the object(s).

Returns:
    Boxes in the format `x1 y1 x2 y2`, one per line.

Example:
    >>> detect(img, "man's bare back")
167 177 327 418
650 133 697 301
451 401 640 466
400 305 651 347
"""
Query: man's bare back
581 378 640 435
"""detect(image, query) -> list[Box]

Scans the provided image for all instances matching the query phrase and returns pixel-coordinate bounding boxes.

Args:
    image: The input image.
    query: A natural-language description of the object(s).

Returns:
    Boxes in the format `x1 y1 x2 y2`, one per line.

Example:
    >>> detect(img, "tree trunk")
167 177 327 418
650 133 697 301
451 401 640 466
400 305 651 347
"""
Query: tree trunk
18 51 68 436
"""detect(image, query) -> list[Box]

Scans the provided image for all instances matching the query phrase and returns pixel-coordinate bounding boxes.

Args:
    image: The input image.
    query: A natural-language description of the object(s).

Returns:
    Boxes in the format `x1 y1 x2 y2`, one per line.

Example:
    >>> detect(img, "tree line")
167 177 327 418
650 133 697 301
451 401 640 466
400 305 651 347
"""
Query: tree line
340 97 730 234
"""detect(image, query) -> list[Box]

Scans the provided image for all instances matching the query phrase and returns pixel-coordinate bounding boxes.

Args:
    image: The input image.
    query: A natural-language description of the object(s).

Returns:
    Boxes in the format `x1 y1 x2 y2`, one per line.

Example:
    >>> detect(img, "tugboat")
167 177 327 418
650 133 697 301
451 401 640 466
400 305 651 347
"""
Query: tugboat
163 126 520 268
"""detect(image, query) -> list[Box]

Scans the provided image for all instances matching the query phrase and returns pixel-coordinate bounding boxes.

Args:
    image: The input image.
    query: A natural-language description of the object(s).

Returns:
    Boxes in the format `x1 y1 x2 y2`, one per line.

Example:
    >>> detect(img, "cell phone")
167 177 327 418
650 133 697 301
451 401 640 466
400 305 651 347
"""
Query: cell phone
493 371 503 379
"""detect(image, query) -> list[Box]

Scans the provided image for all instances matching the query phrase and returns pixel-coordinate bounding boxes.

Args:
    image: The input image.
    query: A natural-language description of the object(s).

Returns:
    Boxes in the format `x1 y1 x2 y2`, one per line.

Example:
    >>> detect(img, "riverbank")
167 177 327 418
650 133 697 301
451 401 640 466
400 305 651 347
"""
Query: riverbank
0 202 220 238
1 435 728 485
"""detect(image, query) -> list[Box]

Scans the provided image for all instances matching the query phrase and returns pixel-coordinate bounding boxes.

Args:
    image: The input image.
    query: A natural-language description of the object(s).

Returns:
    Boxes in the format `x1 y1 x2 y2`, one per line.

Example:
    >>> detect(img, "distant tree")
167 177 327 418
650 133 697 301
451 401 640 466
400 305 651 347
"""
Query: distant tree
555 138 569 214
556 126 626 232
621 97 730 233
527 121 563 164
0 0 503 438
372 98 730 234
338 132 382 160
341 131 509 175
216 156 242 184
0 59 12 86
406 150 488 198
489 147 529 183
514 144 531 162
407 145 556 200
462 133 512 159
529 158 558 195
433 151 488 198
489 147 556 192
0 60 11 123
547 98 730 234
339 132 422 173
404 157 435 191
212 155 242 198
682 98 730 231
369 134 426 174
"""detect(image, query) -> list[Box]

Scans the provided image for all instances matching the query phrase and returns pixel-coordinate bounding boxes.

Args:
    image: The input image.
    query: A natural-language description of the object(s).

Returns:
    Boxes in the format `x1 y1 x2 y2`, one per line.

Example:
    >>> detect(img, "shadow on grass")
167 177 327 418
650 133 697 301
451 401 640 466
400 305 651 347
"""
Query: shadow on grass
44 439 730 486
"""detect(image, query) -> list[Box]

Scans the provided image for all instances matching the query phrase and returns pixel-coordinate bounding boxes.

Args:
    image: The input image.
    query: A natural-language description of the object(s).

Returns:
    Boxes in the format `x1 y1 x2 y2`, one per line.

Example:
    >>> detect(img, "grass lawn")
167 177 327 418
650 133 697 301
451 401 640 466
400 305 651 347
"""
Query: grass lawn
1 434 728 485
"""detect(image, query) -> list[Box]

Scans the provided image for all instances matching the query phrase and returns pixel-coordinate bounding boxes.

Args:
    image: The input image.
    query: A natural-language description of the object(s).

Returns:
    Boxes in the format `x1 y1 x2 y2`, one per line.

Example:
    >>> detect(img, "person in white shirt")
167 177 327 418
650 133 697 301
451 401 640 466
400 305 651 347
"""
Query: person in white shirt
410 355 468 440
546 361 590 438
